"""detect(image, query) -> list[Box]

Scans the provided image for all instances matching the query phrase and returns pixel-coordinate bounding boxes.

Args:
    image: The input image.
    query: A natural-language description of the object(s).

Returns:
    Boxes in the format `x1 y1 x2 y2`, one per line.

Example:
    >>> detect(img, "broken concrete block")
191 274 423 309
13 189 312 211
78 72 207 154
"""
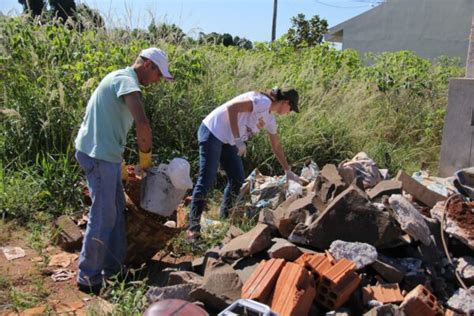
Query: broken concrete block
400 284 444 316
232 256 261 285
389 194 432 246
431 197 474 250
54 215 83 252
189 286 233 312
396 170 446 208
268 238 303 261
446 287 474 315
289 186 402 250
221 225 244 244
455 257 474 283
363 304 404 316
203 262 242 301
146 284 198 302
329 240 378 269
367 179 402 201
241 258 286 304
271 262 316 316
277 193 318 238
317 258 361 310
219 223 272 260
370 255 406 283
314 164 347 203
167 271 203 286
362 284 404 304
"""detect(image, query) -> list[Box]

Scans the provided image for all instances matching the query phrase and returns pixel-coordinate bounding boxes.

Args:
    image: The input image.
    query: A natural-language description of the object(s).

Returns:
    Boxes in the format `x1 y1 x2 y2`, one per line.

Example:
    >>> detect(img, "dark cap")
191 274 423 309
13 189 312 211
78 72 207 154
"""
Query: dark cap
281 88 299 113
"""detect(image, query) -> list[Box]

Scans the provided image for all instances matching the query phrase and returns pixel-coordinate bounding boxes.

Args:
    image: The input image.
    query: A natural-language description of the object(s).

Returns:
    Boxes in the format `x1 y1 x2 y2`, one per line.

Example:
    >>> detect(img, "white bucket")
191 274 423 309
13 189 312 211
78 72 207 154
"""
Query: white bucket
140 164 187 217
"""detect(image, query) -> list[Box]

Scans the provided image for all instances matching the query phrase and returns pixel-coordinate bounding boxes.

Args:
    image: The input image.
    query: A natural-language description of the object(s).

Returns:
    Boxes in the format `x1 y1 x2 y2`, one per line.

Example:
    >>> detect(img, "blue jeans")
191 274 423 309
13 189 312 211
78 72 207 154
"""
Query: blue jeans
75 151 127 287
189 124 245 232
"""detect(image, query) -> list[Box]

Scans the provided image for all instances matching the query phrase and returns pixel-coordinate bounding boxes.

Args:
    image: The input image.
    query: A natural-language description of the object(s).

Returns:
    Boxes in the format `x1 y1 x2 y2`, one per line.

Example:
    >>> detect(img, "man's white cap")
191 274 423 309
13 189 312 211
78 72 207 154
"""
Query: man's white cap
139 47 173 81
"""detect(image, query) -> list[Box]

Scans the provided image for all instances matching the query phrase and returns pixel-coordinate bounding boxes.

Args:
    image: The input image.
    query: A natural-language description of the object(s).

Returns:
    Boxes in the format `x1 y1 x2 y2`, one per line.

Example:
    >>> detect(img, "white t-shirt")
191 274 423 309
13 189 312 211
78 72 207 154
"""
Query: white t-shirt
202 91 278 145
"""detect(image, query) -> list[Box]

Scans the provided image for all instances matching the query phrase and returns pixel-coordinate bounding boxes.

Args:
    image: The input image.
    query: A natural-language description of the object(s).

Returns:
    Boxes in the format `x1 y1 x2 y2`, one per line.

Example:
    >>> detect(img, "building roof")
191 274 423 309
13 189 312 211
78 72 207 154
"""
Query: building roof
325 2 387 43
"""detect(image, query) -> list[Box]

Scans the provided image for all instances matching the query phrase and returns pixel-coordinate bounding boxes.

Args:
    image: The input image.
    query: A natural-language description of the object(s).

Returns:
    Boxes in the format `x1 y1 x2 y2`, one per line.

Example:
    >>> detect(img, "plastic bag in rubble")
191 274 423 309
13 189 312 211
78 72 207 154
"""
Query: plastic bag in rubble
300 160 320 181
338 152 382 189
246 169 286 209
286 180 303 198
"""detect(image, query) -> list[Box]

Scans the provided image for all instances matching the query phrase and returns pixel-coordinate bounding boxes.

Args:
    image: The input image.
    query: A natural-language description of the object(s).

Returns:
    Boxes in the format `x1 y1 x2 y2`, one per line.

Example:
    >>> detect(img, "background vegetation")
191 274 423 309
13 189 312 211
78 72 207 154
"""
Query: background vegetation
0 15 463 223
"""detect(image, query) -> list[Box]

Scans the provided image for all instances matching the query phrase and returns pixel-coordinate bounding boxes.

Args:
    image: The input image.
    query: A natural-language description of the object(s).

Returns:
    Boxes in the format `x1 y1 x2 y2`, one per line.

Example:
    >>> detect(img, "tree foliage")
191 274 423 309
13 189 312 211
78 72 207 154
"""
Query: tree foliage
287 13 328 48
18 0 45 17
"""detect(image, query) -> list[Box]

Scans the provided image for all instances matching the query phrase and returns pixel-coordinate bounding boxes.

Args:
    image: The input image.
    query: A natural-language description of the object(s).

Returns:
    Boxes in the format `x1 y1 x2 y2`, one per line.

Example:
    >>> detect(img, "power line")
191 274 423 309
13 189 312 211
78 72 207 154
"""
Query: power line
313 0 383 9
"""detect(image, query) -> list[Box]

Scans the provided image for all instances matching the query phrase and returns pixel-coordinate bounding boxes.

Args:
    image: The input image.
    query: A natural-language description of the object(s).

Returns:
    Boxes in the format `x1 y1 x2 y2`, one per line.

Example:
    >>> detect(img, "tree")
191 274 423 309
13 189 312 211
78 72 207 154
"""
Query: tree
76 4 104 29
148 20 186 43
49 0 76 22
286 13 328 48
18 0 46 17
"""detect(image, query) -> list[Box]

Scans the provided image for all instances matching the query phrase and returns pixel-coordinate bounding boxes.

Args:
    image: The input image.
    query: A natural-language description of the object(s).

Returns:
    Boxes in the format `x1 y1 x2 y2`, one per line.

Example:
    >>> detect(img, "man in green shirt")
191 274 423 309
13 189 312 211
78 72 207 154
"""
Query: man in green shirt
74 47 173 294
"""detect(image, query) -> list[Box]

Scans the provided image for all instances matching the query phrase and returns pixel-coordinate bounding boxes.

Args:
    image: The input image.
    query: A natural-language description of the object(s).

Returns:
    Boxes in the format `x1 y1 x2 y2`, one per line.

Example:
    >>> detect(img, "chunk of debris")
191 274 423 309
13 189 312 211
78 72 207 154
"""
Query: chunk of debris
455 257 474 283
388 194 432 246
268 238 303 261
314 164 347 203
203 262 243 301
370 255 406 283
366 179 402 201
48 252 78 268
446 287 474 315
241 258 286 304
363 304 404 316
329 240 378 269
146 284 198 302
54 215 83 252
395 170 446 208
289 186 401 249
219 223 272 260
400 284 444 316
1 246 26 261
362 284 404 304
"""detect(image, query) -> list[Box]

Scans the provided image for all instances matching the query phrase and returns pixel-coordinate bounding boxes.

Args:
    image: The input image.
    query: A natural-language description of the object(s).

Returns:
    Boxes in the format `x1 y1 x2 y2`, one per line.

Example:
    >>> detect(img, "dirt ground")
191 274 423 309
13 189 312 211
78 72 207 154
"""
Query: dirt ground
0 222 195 315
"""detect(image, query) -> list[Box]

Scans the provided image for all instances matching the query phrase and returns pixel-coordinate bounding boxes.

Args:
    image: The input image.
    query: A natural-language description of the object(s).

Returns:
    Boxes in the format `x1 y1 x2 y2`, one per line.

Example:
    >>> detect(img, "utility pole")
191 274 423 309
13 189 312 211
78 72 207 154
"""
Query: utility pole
271 0 277 42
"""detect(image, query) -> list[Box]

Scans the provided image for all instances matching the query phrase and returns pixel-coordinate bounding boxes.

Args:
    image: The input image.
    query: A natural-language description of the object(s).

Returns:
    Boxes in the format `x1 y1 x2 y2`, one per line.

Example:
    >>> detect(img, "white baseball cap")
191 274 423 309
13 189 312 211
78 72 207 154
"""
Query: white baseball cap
139 47 173 81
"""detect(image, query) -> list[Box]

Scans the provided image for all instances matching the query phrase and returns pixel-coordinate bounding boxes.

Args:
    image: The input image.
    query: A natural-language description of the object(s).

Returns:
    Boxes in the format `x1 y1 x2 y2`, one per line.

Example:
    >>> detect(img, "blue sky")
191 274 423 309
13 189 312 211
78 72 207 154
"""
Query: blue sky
1 0 381 42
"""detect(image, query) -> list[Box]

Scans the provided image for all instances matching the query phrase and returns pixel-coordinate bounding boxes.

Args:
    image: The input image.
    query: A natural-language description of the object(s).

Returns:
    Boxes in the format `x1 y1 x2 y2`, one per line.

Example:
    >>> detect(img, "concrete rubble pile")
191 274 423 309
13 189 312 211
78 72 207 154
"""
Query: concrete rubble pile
144 152 474 315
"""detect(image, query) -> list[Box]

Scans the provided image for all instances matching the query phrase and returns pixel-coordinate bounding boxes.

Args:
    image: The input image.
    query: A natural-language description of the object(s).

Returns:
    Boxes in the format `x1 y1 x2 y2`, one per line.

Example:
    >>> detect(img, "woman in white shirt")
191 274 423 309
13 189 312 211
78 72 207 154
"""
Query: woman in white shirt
187 87 300 242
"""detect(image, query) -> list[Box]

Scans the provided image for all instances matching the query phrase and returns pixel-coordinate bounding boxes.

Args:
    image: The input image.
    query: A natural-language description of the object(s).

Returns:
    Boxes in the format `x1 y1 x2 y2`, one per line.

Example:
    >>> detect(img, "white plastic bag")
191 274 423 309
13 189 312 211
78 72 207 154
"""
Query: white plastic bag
167 158 193 190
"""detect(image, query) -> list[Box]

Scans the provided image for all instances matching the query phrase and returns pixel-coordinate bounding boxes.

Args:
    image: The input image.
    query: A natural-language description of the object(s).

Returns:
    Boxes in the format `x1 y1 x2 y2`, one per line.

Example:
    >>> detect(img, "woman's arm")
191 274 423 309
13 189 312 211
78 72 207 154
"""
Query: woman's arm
227 100 253 139
267 132 290 172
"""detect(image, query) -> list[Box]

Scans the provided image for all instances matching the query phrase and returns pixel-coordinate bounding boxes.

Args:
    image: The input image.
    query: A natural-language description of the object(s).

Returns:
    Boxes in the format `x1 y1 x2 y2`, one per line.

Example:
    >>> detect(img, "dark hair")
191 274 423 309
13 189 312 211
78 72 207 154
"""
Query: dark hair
267 87 299 113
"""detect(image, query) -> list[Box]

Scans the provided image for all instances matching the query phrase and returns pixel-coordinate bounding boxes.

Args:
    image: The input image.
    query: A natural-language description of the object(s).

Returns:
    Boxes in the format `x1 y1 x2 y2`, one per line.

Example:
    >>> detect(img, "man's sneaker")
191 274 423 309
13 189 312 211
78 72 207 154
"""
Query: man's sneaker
185 229 201 244
77 282 102 295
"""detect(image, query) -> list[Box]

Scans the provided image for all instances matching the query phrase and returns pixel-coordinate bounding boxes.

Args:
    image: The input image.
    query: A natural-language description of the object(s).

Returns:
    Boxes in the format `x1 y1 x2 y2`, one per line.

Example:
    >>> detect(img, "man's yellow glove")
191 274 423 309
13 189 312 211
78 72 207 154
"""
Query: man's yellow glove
121 160 129 182
139 150 152 171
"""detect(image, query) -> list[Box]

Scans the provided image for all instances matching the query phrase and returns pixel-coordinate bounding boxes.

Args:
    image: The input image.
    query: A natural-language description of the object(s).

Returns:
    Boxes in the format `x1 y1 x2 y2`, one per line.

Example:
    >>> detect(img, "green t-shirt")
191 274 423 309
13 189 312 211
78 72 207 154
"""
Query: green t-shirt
75 67 141 163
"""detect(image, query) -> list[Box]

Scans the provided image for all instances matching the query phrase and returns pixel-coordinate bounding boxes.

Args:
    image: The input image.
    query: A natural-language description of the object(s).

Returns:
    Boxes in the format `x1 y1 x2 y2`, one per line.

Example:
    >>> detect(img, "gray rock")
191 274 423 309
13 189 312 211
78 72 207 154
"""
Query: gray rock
146 284 198 302
203 262 242 301
168 271 203 286
268 238 303 261
363 304 404 316
456 257 474 283
190 286 232 312
329 240 378 269
447 287 474 315
289 186 402 249
388 194 432 246
221 225 245 244
232 256 261 284
370 255 406 283
219 223 272 259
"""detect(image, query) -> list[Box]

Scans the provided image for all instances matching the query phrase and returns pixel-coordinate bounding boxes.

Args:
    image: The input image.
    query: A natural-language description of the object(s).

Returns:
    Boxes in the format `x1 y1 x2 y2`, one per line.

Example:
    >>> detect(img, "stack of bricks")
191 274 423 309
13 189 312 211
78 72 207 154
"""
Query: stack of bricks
400 285 444 316
242 253 362 316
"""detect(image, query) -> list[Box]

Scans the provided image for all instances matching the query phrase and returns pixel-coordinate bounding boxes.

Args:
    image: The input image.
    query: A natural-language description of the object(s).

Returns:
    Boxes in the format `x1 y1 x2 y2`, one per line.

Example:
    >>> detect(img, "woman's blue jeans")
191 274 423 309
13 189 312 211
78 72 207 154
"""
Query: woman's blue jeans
75 150 126 287
189 124 245 233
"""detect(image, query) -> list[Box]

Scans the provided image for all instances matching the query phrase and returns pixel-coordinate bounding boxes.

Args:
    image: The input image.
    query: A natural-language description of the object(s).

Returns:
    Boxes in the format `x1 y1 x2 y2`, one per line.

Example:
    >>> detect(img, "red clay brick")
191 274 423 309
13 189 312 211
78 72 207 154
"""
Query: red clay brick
295 253 333 279
317 258 361 309
400 284 444 316
241 258 286 304
362 283 404 304
271 262 316 316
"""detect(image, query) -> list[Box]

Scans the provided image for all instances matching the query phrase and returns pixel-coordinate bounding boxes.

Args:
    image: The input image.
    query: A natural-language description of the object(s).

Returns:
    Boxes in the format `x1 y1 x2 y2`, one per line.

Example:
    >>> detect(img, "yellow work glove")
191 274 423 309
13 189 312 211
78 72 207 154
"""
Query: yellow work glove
121 160 128 182
139 150 152 171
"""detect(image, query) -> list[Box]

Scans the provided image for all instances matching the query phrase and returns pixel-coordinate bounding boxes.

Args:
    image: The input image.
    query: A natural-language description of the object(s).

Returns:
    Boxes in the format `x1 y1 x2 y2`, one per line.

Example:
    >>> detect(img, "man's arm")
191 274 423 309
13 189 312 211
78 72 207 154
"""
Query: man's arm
267 132 290 172
227 100 253 139
123 92 152 153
